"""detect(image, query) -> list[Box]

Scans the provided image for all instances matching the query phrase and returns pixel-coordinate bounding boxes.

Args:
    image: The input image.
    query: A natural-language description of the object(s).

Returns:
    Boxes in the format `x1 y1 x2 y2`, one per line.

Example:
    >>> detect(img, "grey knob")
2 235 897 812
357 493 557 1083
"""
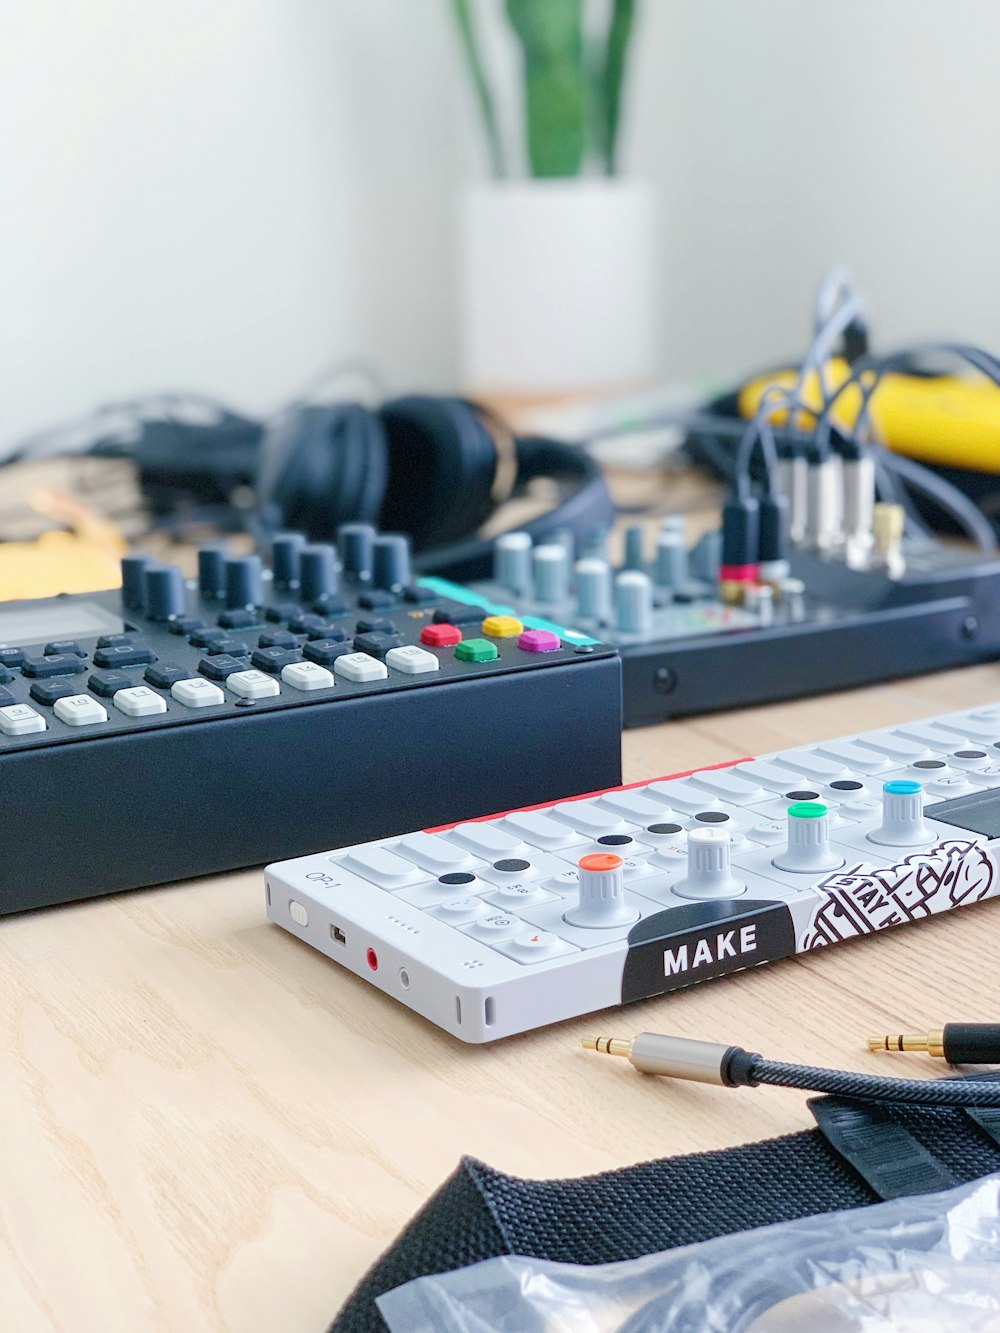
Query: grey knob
575 557 613 621
299 544 339 602
532 544 570 603
224 555 264 610
563 853 638 928
197 545 227 600
690 530 722 583
337 523 376 579
143 564 186 621
121 555 153 609
493 531 532 595
673 827 744 900
654 529 688 590
271 532 306 588
614 569 653 634
623 525 645 570
867 780 934 847
772 802 844 873
372 534 412 590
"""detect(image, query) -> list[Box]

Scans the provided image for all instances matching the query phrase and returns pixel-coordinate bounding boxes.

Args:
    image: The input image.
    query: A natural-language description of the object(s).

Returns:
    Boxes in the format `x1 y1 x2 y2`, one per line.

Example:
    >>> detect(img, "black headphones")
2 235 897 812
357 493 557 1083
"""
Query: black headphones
253 394 614 580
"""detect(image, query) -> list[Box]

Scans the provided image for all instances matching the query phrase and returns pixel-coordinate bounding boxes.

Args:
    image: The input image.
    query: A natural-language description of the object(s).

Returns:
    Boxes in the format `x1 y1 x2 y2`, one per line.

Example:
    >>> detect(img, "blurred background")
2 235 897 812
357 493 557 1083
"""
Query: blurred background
5 0 1000 448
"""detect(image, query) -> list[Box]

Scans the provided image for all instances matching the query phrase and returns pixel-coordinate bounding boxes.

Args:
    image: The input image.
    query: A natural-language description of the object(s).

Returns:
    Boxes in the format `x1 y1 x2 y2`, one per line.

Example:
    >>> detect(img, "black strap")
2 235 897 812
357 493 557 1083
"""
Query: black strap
808 1096 958 1199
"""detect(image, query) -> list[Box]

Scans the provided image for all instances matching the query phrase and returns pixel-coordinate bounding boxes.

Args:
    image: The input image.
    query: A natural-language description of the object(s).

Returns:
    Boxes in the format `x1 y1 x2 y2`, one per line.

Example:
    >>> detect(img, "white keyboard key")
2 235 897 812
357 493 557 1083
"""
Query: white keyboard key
970 708 1000 722
171 677 225 708
333 652 388 683
113 685 167 717
503 810 580 850
226 669 280 700
773 751 848 782
969 764 1000 789
688 770 767 803
598 790 674 822
396 832 475 874
812 741 891 774
488 881 556 908
894 722 969 749
495 929 577 963
463 912 520 941
340 845 427 888
856 733 930 761
53 695 108 727
747 819 785 846
550 801 629 836
646 779 722 813
448 822 524 858
948 748 992 772
729 760 806 793
281 661 334 691
925 775 981 799
929 716 1000 743
433 896 492 924
0 703 45 735
385 645 439 675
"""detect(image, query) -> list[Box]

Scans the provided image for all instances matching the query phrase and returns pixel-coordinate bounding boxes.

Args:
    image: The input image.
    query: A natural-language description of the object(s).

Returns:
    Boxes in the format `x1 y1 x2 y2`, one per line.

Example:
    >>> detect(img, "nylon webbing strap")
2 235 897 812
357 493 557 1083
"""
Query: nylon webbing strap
809 1096 959 1199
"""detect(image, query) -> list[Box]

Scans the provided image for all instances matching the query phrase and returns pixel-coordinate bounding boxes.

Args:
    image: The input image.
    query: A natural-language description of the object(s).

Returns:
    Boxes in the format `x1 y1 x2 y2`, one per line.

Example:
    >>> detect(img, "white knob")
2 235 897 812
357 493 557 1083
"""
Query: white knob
673 827 745 900
772 801 844 873
867 780 934 848
563 853 638 928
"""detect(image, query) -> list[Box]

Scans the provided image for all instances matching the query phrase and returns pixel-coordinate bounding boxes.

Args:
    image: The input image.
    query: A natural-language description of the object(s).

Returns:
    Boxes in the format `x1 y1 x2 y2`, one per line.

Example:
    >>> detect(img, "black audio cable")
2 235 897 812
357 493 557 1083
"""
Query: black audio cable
583 1031 1000 1107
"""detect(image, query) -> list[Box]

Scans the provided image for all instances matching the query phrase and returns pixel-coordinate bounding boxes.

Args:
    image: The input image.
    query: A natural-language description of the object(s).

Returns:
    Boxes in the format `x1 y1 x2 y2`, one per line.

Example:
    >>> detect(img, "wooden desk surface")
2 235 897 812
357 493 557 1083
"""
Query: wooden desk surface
4 663 1000 1331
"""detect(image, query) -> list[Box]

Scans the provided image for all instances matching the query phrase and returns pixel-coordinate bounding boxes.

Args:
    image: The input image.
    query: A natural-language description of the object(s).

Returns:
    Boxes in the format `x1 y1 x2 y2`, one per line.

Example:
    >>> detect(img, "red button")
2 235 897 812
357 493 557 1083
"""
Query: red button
420 623 462 647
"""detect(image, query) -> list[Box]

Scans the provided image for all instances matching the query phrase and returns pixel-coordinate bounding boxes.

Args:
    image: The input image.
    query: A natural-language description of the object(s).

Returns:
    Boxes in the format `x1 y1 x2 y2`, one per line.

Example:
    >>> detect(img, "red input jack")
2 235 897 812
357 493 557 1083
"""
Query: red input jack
366 948 379 971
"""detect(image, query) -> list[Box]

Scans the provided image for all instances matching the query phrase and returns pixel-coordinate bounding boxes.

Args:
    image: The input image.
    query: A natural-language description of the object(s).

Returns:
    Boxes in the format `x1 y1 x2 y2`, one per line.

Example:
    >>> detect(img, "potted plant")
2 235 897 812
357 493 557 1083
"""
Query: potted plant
451 0 655 401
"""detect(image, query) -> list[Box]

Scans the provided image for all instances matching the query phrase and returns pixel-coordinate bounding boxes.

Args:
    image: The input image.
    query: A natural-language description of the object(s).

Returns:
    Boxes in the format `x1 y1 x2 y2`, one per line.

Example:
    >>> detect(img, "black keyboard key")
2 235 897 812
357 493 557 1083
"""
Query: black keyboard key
44 640 86 657
311 597 348 617
205 638 249 656
88 669 136 698
402 584 437 605
355 617 394 634
251 647 301 673
93 645 156 669
217 609 260 630
288 613 349 640
302 640 354 667
144 662 188 689
357 590 397 610
0 647 26 668
198 654 244 680
96 633 134 648
0 687 15 708
258 630 298 649
354 631 402 659
433 600 485 626
0 666 11 685
189 627 229 648
167 617 206 636
22 654 88 678
265 603 303 624
30 678 79 705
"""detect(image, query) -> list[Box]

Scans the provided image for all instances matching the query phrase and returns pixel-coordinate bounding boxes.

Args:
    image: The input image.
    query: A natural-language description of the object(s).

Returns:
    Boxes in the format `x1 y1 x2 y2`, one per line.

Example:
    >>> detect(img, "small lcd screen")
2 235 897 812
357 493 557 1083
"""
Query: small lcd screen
927 792 1000 840
0 602 126 647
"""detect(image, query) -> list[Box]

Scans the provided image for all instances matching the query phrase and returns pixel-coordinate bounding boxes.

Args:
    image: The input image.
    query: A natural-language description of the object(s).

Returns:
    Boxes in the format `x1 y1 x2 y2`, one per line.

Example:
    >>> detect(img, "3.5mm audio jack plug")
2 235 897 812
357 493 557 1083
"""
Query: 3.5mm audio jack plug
867 1024 1000 1064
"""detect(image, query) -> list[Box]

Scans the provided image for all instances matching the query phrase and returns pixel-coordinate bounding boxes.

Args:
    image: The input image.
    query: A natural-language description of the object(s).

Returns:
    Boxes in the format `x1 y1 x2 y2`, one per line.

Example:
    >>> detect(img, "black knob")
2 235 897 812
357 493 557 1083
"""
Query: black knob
198 545 227 599
271 532 306 588
121 555 152 610
144 564 187 621
372 534 412 590
299 544 339 602
225 555 264 609
338 523 376 579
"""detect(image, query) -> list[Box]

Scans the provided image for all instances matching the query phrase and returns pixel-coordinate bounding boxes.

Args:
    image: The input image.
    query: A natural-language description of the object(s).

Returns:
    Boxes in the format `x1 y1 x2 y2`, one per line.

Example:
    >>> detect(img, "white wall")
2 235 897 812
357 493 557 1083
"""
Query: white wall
3 0 1000 445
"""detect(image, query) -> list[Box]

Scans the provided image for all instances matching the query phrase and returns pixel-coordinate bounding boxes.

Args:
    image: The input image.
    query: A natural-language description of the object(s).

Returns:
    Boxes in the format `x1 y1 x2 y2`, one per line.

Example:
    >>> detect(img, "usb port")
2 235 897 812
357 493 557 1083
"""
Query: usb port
330 924 347 946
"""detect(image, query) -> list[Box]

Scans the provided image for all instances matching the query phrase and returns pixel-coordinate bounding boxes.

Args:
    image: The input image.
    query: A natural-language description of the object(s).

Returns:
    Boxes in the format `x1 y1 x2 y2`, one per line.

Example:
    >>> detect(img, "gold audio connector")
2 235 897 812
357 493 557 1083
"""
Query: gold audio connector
867 1029 945 1058
866 1024 1000 1064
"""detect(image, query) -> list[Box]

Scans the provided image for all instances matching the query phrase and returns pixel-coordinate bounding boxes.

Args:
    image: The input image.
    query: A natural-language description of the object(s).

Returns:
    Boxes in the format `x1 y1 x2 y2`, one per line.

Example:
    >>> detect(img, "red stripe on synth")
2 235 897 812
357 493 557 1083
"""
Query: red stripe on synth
424 756 752 832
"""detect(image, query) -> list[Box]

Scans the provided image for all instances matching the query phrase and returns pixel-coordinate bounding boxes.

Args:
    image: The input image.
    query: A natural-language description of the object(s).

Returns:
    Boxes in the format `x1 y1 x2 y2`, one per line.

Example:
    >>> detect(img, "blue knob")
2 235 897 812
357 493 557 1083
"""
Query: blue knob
121 555 152 609
144 564 187 621
271 532 306 587
299 544 339 602
372 534 412 590
338 523 376 578
225 555 263 609
198 545 227 599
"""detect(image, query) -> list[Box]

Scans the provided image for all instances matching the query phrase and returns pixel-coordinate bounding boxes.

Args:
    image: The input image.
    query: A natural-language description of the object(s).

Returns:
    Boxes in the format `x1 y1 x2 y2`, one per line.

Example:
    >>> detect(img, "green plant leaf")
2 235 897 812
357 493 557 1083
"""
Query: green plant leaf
449 0 506 177
506 0 586 178
597 0 636 175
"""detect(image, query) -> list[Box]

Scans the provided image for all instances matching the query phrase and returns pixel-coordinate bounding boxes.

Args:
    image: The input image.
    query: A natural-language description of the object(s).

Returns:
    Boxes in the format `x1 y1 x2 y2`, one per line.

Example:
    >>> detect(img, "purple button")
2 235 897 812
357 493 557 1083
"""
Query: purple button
517 629 561 653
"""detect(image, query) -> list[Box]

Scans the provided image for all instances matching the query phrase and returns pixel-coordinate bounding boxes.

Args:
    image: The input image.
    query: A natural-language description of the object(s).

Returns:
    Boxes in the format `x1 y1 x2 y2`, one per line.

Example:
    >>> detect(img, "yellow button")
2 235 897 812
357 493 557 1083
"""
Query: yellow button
481 615 524 638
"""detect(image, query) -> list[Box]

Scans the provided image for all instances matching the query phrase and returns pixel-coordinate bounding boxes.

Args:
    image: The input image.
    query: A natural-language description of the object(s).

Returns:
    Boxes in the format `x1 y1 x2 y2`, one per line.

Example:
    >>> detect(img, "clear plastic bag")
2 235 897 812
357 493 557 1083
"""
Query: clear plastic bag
377 1171 1000 1332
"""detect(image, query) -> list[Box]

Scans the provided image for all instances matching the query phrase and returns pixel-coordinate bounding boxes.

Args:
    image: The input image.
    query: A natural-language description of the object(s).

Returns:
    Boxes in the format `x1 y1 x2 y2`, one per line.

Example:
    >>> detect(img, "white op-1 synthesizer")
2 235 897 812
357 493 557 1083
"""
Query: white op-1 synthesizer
265 704 1000 1042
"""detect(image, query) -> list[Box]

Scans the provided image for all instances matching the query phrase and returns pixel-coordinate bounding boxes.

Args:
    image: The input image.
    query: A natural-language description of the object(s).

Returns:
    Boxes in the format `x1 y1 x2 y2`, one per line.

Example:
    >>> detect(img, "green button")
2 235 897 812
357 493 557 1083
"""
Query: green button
788 801 828 820
454 638 499 663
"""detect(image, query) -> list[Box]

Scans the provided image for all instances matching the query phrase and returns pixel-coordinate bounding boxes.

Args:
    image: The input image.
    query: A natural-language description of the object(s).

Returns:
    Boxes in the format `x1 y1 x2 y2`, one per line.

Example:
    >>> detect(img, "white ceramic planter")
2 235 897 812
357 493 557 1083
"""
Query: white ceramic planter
459 179 657 398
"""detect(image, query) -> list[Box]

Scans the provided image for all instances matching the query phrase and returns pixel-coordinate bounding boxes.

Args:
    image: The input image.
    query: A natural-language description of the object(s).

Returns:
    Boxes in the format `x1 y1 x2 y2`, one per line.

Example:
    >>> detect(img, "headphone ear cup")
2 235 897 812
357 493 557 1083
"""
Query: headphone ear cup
379 396 498 550
258 403 388 542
